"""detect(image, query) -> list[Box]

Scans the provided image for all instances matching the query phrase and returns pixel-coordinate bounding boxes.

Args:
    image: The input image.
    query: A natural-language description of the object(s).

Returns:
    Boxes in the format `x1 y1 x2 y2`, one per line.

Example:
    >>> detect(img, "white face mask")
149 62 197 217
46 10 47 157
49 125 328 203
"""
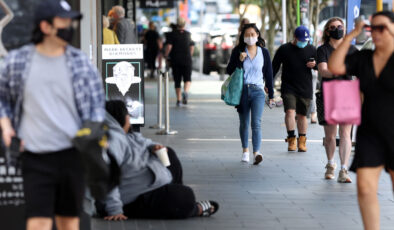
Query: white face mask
244 36 258 46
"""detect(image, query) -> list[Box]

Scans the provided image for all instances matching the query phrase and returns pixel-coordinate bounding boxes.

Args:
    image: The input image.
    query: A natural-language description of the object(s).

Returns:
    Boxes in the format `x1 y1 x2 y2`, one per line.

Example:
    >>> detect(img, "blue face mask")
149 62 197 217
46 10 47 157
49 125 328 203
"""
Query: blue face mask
296 41 308 48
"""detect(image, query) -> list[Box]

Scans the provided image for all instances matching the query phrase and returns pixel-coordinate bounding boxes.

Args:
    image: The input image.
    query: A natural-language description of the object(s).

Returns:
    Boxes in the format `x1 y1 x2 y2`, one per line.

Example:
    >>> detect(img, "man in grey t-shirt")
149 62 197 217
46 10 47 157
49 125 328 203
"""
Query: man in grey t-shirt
0 1 105 230
112 5 137 44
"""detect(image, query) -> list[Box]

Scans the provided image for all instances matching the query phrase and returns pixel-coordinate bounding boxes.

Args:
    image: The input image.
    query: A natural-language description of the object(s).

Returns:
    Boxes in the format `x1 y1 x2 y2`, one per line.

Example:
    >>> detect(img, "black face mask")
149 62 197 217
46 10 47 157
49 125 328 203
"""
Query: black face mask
329 29 344 40
56 27 74 43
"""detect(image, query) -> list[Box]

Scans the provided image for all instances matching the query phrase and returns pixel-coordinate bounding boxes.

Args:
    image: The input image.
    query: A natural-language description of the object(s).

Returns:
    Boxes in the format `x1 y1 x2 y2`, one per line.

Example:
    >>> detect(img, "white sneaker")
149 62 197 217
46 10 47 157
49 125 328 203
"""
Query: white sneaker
241 152 249 162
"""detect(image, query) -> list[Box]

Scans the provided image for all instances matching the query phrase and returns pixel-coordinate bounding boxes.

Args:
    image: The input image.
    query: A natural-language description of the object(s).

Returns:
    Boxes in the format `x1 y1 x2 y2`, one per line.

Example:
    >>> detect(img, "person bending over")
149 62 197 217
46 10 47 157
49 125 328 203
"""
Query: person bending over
98 100 219 220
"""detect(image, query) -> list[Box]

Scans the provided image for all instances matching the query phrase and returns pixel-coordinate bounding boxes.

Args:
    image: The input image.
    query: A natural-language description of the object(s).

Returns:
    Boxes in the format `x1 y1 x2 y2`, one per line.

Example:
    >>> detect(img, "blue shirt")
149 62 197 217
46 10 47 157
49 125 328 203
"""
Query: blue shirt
243 46 264 88
0 44 105 131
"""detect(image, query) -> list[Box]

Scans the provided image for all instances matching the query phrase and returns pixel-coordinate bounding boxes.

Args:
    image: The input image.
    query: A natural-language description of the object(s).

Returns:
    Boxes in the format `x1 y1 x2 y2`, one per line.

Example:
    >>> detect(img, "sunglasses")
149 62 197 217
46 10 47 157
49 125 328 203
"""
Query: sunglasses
328 25 344 30
369 24 388 33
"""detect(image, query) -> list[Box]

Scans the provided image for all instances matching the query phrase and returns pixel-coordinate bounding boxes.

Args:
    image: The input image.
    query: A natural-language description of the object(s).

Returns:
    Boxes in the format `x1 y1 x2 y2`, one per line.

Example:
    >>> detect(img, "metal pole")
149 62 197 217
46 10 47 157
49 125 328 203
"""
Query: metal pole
297 0 300 26
199 2 204 76
165 72 170 133
282 0 287 44
156 71 177 135
149 70 163 129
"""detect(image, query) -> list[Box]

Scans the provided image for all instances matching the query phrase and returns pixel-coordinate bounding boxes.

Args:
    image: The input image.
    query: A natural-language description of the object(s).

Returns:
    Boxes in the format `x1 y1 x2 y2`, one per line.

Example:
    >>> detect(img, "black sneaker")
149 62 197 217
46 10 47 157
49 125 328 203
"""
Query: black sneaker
182 92 188 104
176 100 181 107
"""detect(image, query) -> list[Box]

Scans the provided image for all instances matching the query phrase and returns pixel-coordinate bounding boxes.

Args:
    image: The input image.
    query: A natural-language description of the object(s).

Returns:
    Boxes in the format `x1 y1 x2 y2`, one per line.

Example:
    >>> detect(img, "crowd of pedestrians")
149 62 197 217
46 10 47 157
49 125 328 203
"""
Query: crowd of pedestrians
225 11 394 230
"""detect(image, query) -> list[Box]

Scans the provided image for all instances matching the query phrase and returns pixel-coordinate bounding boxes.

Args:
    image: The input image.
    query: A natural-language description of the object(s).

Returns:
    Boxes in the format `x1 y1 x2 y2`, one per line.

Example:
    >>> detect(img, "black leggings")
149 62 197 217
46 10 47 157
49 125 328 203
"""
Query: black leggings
122 147 199 219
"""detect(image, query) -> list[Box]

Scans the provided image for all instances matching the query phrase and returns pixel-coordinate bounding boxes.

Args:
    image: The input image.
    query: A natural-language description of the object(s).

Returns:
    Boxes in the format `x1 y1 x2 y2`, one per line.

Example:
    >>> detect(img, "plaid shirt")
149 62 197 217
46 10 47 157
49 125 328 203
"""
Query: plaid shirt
0 44 105 130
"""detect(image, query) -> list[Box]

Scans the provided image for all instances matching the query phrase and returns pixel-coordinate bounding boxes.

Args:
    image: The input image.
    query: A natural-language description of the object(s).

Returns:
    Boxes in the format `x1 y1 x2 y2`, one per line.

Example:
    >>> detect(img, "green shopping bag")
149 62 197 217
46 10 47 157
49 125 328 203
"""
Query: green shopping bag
221 67 244 106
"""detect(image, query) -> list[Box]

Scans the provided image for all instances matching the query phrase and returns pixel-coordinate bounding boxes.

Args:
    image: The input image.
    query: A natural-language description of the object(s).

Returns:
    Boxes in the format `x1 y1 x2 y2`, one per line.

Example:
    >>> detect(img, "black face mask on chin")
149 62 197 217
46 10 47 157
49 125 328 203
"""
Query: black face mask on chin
329 28 344 40
56 27 74 43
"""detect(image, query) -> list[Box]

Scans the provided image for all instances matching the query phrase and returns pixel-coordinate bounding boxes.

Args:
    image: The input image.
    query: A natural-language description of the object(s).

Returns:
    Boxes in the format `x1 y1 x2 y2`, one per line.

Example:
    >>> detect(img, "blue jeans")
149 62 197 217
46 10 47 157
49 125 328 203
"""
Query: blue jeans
238 84 265 153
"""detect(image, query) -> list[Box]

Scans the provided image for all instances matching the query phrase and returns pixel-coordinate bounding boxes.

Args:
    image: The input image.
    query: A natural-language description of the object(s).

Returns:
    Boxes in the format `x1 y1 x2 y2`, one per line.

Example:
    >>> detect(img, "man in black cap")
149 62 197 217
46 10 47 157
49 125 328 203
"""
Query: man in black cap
0 0 105 229
272 26 317 153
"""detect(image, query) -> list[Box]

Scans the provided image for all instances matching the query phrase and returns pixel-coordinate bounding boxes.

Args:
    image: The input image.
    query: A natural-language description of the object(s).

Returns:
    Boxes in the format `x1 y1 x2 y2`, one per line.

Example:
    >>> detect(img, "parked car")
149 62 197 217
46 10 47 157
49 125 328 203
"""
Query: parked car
203 32 236 74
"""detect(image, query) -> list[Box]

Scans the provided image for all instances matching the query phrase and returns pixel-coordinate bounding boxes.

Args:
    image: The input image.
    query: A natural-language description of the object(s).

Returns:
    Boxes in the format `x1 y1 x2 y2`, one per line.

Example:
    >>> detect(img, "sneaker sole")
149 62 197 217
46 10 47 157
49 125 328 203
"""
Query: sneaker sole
325 175 335 180
338 178 352 183
253 155 263 165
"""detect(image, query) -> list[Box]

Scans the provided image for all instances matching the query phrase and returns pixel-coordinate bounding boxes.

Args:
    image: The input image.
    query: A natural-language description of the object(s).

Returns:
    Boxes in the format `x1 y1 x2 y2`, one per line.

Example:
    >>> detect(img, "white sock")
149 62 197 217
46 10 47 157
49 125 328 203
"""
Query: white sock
341 165 347 170
328 160 335 165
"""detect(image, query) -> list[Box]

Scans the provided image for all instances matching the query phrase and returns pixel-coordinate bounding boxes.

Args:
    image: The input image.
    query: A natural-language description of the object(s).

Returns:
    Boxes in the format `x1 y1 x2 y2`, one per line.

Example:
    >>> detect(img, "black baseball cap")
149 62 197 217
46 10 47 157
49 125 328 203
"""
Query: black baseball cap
34 0 82 24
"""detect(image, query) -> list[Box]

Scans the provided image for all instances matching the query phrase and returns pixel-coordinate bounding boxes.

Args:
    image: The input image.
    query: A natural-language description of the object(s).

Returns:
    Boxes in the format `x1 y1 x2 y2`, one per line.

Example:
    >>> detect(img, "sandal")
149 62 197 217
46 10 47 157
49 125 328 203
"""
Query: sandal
197 200 219 217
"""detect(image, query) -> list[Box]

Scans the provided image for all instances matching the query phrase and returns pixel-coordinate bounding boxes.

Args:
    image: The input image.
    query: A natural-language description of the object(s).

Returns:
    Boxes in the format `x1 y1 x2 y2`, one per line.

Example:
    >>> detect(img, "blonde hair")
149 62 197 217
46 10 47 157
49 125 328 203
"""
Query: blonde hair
177 17 186 28
113 5 125 18
103 15 110 28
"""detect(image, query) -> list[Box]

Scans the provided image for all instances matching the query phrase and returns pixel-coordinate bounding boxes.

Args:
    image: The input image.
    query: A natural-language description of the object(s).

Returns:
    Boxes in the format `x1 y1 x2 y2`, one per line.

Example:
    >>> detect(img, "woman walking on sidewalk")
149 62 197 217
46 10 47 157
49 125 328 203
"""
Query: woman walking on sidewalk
226 23 274 165
316 17 358 183
328 11 394 230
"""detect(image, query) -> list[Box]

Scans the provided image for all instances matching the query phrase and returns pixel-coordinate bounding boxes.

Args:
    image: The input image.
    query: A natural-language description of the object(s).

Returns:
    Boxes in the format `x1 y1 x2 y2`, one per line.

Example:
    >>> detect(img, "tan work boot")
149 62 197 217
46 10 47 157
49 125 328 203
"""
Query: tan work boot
285 137 297 151
324 163 337 180
297 136 307 152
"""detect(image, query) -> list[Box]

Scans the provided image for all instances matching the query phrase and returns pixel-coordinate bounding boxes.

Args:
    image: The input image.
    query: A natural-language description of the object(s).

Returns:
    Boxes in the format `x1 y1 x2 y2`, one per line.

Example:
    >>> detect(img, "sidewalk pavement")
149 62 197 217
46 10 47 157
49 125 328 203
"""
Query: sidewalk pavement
92 72 394 230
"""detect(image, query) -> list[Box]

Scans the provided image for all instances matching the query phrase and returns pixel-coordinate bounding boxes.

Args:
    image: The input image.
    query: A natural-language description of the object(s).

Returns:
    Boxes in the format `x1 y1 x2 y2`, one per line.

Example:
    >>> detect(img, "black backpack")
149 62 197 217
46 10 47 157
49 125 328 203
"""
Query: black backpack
72 122 120 200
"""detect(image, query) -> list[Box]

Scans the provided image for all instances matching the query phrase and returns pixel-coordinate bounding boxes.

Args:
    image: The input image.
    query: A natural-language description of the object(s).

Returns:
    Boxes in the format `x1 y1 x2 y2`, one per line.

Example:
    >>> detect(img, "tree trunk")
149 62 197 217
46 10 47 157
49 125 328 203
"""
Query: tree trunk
286 0 297 40
240 0 251 19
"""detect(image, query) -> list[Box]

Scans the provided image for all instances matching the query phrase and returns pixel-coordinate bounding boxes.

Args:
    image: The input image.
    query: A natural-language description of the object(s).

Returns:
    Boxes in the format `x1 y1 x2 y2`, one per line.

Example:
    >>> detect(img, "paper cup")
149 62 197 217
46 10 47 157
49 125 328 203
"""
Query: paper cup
155 148 170 167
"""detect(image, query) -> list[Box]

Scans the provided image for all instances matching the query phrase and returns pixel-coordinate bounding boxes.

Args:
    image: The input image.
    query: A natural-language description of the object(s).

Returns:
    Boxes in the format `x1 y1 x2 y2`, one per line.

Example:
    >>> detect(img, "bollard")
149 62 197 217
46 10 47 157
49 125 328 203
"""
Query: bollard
156 71 178 135
149 70 164 129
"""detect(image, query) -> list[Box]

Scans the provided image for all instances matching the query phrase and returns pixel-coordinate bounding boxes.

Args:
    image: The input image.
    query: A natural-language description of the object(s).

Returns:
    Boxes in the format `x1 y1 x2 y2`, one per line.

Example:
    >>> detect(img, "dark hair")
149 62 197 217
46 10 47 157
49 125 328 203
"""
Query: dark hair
372 11 394 22
31 18 53 44
105 100 128 127
322 17 344 44
170 23 177 30
238 23 266 50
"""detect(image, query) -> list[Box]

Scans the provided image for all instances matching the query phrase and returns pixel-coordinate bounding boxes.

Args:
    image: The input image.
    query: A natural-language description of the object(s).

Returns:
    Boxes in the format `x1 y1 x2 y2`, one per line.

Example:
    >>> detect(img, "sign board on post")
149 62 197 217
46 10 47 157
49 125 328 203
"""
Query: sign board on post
347 0 362 44
102 44 145 125
140 0 174 8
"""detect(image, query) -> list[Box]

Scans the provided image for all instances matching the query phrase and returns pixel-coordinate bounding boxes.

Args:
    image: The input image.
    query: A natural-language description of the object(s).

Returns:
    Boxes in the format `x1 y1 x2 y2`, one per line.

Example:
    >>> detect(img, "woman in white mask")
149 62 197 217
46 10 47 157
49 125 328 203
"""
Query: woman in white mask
226 23 274 165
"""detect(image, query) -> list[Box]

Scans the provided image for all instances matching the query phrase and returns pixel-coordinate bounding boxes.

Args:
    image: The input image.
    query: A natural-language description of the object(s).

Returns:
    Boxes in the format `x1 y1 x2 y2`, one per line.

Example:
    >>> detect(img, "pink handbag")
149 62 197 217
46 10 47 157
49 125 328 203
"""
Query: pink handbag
323 79 361 125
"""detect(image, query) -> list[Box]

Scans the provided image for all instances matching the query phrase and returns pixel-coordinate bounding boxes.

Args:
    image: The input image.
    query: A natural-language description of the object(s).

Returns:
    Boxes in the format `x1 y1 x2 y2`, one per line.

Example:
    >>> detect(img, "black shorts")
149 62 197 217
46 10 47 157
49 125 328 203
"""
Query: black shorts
350 127 394 172
172 64 192 88
21 148 85 218
282 93 311 116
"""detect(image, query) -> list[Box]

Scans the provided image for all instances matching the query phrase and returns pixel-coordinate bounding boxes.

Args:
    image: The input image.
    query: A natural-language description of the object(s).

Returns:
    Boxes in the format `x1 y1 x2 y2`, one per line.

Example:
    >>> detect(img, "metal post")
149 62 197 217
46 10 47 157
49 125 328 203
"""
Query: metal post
282 0 287 44
296 0 300 26
149 70 164 129
156 71 178 135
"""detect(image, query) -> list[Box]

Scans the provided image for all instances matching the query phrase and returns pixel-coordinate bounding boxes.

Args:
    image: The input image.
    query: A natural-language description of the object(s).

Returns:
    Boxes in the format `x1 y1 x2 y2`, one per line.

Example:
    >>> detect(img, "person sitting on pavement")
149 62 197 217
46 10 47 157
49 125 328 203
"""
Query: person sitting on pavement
97 100 219 220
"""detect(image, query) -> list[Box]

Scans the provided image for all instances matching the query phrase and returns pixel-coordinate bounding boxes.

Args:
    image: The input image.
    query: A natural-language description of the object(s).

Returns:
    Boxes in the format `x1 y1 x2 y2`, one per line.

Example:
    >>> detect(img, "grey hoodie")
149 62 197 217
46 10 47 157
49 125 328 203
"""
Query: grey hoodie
104 113 172 215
